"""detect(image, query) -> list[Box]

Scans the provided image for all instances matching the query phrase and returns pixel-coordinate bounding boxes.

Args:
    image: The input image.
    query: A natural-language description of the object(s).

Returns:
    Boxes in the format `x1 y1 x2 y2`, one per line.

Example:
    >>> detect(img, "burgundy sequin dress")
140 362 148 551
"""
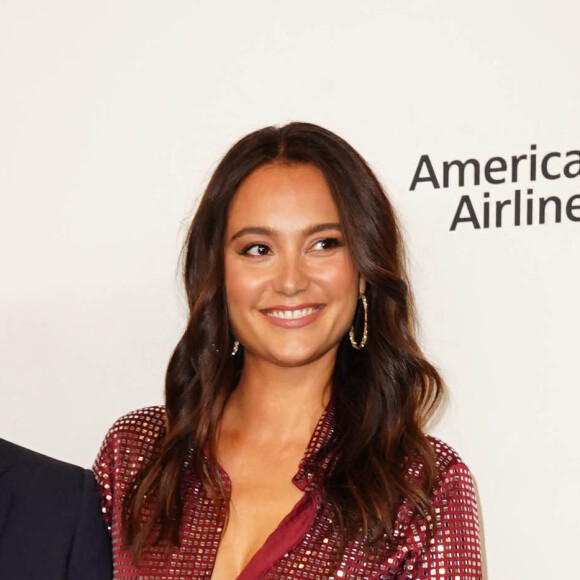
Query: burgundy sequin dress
94 406 482 579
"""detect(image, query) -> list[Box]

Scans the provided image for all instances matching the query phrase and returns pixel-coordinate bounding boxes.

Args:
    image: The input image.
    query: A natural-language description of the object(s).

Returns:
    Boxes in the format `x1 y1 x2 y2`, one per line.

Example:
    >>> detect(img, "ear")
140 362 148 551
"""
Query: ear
358 276 367 295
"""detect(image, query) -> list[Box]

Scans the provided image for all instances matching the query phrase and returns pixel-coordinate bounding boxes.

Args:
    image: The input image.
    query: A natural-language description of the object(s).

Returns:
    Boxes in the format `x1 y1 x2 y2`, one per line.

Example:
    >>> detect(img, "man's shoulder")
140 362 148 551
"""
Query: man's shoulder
0 442 113 579
0 438 92 533
0 438 85 485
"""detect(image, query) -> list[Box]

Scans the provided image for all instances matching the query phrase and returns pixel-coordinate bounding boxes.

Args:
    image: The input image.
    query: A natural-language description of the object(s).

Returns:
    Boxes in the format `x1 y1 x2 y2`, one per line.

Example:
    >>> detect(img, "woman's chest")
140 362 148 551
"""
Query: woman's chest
111 484 405 580
210 473 307 579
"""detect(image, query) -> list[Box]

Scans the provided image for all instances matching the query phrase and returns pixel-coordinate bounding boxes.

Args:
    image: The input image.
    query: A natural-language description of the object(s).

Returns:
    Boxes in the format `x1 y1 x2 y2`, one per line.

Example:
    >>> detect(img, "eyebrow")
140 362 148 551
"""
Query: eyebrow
229 222 342 242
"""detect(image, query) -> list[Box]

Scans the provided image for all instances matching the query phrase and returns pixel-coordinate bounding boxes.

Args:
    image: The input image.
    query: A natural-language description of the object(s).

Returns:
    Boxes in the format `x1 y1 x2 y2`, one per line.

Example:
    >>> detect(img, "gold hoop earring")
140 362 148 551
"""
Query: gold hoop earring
231 340 240 356
349 294 368 350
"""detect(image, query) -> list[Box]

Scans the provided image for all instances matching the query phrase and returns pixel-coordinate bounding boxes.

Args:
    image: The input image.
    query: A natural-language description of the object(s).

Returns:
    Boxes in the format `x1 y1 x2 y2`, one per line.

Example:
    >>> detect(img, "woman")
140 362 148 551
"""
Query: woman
94 122 482 579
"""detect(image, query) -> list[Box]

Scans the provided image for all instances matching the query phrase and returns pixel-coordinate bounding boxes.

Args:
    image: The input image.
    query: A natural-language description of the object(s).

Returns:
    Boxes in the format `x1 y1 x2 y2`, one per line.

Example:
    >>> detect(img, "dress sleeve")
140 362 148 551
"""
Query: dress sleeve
404 462 482 579
92 407 166 532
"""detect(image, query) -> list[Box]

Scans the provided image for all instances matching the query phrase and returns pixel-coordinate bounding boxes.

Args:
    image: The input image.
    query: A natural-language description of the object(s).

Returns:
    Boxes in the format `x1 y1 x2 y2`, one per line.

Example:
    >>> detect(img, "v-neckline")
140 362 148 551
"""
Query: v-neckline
233 492 318 580
208 404 335 579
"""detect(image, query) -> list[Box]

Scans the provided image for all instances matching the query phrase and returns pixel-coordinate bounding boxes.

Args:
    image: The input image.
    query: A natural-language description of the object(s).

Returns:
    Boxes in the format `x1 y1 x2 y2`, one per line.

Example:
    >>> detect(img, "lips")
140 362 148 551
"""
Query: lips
260 304 325 327
264 306 323 320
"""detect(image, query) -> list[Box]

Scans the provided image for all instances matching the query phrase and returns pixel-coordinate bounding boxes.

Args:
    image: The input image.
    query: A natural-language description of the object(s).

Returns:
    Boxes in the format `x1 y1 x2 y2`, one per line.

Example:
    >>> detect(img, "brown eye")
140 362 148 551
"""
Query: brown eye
242 243 272 256
312 238 342 251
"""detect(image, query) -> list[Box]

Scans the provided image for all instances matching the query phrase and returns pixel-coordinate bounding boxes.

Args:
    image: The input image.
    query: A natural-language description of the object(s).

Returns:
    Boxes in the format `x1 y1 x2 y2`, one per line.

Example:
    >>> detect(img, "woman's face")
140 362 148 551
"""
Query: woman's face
224 162 365 368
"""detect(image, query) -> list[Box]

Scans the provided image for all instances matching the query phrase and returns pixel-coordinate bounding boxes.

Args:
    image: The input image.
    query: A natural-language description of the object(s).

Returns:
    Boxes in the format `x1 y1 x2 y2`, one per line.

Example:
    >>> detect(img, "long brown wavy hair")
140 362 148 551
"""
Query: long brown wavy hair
122 122 444 559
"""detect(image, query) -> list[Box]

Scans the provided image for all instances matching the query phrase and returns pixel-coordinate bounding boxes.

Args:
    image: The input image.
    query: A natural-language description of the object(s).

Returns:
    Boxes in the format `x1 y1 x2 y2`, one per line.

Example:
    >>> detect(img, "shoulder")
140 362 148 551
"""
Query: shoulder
403 436 479 542
401 436 477 519
0 439 94 542
94 406 166 472
0 439 97 519
404 435 473 484
400 436 478 534
428 436 475 492
93 407 166 512
427 435 470 473
393 437 482 575
0 437 85 489
424 435 477 508
0 439 113 579
98 405 165 449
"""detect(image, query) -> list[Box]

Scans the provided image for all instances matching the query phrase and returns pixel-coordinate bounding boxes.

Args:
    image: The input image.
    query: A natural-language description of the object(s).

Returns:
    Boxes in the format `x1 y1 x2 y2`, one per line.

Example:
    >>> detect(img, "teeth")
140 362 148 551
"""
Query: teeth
267 307 320 320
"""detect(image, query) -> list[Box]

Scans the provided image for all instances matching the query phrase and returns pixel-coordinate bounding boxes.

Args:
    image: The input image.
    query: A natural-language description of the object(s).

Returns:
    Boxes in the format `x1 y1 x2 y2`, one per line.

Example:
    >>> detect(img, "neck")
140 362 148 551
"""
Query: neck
222 353 333 446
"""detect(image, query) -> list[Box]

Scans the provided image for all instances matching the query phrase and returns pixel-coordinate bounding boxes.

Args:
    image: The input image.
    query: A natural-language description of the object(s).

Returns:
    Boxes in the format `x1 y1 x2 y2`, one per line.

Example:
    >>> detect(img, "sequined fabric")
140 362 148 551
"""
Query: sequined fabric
94 407 481 579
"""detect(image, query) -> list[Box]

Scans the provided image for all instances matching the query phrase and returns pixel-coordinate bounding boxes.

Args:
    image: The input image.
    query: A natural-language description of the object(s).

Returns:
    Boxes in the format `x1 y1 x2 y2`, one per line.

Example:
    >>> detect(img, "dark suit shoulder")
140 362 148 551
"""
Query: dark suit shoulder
0 439 113 579
0 438 85 482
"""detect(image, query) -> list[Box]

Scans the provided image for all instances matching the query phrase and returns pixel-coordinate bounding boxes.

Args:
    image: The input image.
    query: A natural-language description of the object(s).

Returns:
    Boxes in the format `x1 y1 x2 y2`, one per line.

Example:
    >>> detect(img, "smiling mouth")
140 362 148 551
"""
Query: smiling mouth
263 305 324 320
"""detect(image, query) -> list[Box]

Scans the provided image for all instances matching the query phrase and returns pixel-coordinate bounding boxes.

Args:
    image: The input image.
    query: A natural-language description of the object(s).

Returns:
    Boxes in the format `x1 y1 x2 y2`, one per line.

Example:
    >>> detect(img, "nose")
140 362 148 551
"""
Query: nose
273 252 309 295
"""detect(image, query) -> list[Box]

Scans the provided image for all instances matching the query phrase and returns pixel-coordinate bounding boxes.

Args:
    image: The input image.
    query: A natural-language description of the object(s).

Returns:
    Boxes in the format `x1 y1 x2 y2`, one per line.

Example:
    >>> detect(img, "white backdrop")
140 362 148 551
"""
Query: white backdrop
2 2 579 578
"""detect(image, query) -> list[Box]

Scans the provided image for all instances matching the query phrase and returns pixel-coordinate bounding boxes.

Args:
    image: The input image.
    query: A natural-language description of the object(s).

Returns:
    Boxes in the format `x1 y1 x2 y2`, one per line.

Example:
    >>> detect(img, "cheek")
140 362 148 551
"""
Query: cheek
224 261 246 310
224 258 266 310
312 255 359 296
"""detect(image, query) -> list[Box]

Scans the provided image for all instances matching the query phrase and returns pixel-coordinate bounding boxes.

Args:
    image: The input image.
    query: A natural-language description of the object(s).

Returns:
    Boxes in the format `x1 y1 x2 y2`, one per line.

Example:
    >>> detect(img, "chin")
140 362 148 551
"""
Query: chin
266 345 332 368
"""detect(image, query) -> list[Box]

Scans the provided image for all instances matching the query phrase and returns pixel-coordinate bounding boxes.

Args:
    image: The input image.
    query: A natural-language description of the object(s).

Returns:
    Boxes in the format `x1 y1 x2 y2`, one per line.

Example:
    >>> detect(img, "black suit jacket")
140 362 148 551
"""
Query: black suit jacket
0 438 113 579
